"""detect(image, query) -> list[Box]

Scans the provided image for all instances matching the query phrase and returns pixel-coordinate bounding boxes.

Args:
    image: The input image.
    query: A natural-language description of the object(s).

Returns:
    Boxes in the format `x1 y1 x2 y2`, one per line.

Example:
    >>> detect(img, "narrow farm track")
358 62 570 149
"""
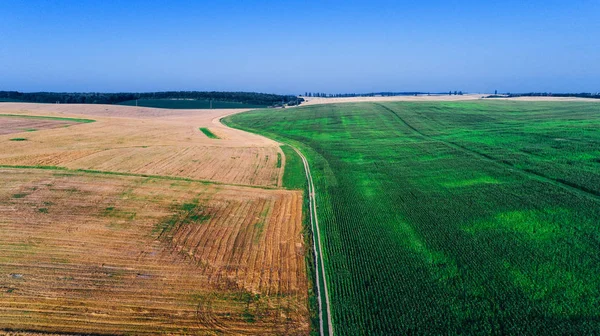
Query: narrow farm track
290 146 334 336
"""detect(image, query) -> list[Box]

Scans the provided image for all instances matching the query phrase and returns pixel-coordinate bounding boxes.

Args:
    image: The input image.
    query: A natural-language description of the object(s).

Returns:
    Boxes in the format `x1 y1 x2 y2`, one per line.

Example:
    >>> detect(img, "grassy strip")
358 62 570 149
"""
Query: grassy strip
9 138 27 141
280 145 307 190
0 114 95 123
0 165 279 190
199 127 219 139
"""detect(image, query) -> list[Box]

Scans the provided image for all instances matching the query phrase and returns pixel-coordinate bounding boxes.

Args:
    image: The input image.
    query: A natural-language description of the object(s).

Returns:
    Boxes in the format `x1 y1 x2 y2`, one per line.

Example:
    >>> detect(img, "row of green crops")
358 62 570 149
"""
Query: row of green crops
226 101 600 335
198 127 219 139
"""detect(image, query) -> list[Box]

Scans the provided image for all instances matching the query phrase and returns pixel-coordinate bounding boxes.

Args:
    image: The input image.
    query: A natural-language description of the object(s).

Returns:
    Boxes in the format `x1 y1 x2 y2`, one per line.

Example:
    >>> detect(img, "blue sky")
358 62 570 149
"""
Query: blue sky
1 0 598 94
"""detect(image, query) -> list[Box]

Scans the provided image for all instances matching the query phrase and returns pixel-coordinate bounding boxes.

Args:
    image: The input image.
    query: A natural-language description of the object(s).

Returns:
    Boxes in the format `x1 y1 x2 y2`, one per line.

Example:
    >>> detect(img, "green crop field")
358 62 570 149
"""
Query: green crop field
225 100 600 335
118 99 267 109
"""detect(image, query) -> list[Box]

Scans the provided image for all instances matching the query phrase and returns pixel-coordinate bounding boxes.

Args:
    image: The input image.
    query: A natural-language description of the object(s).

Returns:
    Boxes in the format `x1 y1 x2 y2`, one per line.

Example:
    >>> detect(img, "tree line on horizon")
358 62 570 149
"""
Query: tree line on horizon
0 91 303 107
503 92 600 99
303 91 465 98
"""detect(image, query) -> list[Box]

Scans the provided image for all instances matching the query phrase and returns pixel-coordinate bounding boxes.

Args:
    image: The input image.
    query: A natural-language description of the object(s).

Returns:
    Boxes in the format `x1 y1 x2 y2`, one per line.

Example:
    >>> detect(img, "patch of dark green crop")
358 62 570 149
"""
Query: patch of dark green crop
199 127 219 139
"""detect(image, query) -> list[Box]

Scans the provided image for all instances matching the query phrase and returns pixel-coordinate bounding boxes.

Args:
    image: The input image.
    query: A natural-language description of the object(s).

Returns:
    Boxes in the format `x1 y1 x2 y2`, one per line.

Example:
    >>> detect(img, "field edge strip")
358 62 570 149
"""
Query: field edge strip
0 114 96 123
0 165 279 190
290 144 334 336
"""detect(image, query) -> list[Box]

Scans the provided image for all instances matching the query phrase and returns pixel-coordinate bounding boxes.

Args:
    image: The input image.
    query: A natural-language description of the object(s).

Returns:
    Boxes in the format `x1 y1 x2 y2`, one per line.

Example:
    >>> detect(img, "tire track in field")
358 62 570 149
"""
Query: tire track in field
375 103 600 202
289 145 334 336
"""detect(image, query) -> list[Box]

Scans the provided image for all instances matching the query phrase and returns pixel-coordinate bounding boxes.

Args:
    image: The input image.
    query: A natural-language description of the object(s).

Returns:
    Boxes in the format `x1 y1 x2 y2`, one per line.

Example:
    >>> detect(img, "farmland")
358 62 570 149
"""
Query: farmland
0 103 311 335
0 114 93 135
0 104 283 187
225 100 600 334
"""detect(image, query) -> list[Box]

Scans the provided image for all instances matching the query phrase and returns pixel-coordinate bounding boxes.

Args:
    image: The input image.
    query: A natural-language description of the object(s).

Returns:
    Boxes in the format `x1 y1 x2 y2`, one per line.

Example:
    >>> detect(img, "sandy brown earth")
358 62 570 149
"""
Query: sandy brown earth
0 103 308 335
0 118 81 136
0 104 282 187
298 94 484 105
298 94 600 105
0 169 307 335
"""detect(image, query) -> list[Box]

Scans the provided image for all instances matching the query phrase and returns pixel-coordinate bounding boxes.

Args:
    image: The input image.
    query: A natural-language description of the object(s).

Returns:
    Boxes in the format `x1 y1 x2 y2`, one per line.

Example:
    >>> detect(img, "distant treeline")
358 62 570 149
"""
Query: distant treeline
485 92 600 99
500 92 600 99
303 91 463 97
0 91 303 107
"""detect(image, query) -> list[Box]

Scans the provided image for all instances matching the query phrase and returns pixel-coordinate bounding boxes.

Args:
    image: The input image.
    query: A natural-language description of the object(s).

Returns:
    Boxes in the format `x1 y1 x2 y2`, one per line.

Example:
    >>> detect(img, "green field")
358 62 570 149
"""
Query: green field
198 127 219 139
118 99 267 109
225 101 600 335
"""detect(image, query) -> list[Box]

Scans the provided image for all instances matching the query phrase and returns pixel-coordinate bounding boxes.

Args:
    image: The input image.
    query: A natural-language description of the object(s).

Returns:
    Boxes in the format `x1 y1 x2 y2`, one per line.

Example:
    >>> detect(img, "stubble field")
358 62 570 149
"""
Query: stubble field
0 103 310 335
0 104 283 187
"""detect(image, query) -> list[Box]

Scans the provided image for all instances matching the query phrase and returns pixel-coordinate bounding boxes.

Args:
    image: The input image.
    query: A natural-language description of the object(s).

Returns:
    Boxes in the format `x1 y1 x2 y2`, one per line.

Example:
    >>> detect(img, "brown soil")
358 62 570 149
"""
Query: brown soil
0 103 309 335
0 117 79 135
298 94 600 106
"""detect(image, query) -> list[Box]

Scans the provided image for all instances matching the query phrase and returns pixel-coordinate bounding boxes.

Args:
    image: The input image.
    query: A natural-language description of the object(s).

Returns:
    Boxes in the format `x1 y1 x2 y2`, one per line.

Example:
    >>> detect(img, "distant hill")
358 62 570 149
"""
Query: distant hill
0 91 303 108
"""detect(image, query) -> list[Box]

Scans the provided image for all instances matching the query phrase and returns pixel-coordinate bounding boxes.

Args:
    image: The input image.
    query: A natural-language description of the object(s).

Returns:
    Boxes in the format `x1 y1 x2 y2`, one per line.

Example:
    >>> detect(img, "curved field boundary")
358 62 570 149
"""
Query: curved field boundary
219 112 333 335
290 145 334 336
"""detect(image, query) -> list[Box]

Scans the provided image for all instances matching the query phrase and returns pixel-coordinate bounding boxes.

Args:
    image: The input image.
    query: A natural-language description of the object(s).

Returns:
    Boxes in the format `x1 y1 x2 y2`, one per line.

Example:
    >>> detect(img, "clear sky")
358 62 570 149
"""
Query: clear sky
1 0 598 94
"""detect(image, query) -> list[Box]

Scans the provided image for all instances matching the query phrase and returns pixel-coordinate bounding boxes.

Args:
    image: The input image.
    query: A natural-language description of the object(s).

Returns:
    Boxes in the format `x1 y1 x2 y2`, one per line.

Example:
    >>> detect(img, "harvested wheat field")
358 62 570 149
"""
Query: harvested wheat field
0 103 309 335
0 104 283 187
0 115 92 136
0 168 307 335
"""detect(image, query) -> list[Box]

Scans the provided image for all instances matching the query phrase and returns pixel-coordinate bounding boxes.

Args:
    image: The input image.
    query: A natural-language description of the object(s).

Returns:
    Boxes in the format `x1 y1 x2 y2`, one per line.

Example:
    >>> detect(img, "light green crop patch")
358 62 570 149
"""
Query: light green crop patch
463 208 571 241
504 261 597 316
442 176 500 188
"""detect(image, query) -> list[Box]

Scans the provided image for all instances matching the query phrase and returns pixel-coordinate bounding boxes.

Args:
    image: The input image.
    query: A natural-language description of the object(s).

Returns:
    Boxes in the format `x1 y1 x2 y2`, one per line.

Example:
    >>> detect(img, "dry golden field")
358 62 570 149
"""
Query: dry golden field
0 103 308 335
0 104 283 187
0 117 82 136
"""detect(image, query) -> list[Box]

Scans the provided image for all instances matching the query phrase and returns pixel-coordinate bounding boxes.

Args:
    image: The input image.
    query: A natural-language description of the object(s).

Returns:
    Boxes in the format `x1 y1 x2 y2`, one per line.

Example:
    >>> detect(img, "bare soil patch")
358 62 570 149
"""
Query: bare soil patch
0 117 79 135
298 94 600 106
